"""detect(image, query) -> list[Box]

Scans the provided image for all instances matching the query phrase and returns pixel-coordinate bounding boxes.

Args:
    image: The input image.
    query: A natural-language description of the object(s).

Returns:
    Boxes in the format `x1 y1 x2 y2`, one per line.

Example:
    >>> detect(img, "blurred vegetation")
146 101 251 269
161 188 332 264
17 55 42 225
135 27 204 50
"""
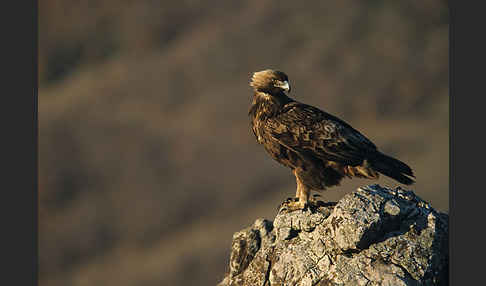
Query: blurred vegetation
39 1 448 285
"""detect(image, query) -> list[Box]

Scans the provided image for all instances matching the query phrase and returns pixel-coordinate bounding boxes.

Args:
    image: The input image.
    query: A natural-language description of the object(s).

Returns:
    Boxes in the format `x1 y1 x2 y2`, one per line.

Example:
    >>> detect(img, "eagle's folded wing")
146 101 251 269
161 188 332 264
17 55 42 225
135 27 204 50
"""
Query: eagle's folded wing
266 103 377 166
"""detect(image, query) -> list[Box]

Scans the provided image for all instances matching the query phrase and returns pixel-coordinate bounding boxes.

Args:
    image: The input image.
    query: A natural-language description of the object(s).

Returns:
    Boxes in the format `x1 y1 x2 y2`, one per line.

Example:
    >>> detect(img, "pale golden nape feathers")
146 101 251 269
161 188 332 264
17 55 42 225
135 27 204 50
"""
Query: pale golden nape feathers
250 69 289 93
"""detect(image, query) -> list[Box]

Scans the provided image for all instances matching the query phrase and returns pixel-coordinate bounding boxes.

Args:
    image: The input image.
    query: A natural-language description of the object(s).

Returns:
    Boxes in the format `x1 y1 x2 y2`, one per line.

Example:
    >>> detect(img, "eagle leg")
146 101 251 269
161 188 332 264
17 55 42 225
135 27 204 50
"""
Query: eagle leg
279 170 313 212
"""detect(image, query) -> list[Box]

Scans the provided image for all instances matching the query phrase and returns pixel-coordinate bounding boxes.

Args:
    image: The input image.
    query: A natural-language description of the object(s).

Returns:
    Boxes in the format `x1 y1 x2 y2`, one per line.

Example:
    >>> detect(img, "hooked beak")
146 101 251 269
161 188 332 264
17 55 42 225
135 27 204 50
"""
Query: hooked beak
281 81 291 93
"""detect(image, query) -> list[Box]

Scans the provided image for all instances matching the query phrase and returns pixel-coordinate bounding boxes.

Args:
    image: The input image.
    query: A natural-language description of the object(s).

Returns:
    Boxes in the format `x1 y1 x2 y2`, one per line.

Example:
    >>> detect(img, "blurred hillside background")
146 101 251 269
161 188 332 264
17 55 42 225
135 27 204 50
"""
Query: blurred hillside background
39 1 449 285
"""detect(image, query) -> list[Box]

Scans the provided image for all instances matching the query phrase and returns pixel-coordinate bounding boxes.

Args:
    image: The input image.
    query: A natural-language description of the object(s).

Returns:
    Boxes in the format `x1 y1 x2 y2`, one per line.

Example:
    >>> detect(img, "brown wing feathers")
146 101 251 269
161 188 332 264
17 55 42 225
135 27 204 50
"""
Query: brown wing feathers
267 103 414 184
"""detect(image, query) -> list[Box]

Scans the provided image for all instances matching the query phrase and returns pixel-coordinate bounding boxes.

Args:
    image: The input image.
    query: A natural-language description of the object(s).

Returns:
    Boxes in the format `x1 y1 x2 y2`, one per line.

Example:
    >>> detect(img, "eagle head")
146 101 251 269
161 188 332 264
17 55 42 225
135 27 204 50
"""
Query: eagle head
250 69 290 94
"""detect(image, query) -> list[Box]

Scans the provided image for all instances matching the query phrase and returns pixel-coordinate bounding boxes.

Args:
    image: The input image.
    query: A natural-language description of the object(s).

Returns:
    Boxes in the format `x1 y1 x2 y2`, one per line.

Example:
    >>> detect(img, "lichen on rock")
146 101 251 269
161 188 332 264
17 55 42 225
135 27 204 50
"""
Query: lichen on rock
218 184 448 286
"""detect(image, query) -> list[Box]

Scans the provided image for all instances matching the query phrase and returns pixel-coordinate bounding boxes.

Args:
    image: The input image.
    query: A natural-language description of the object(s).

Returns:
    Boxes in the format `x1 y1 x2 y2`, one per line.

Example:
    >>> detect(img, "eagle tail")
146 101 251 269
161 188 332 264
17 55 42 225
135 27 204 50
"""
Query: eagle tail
369 151 415 185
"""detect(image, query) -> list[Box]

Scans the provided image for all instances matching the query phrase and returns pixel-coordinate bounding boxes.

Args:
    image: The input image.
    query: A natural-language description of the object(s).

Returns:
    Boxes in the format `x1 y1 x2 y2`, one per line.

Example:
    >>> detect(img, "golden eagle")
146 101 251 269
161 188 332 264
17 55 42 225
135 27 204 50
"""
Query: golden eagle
248 69 415 211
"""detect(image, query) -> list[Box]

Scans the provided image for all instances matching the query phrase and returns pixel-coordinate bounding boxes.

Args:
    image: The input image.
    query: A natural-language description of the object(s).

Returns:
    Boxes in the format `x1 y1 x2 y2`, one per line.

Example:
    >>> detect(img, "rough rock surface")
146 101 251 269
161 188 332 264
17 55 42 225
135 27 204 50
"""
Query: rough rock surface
218 185 448 286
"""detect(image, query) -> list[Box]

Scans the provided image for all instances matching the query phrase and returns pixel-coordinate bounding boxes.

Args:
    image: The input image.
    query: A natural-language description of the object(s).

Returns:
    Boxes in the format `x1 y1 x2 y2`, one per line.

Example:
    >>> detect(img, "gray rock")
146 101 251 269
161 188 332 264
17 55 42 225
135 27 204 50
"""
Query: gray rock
218 185 448 286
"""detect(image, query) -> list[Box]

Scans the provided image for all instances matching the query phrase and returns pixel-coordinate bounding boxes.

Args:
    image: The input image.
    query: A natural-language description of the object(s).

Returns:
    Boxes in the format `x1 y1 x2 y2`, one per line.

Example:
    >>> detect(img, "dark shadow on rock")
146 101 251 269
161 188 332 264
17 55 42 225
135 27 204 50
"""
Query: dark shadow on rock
424 212 449 286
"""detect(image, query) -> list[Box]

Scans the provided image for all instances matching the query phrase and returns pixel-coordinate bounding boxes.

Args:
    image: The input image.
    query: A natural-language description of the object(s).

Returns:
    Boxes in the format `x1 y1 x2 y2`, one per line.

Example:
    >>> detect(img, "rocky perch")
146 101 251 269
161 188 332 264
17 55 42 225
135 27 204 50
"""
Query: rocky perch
218 185 448 286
